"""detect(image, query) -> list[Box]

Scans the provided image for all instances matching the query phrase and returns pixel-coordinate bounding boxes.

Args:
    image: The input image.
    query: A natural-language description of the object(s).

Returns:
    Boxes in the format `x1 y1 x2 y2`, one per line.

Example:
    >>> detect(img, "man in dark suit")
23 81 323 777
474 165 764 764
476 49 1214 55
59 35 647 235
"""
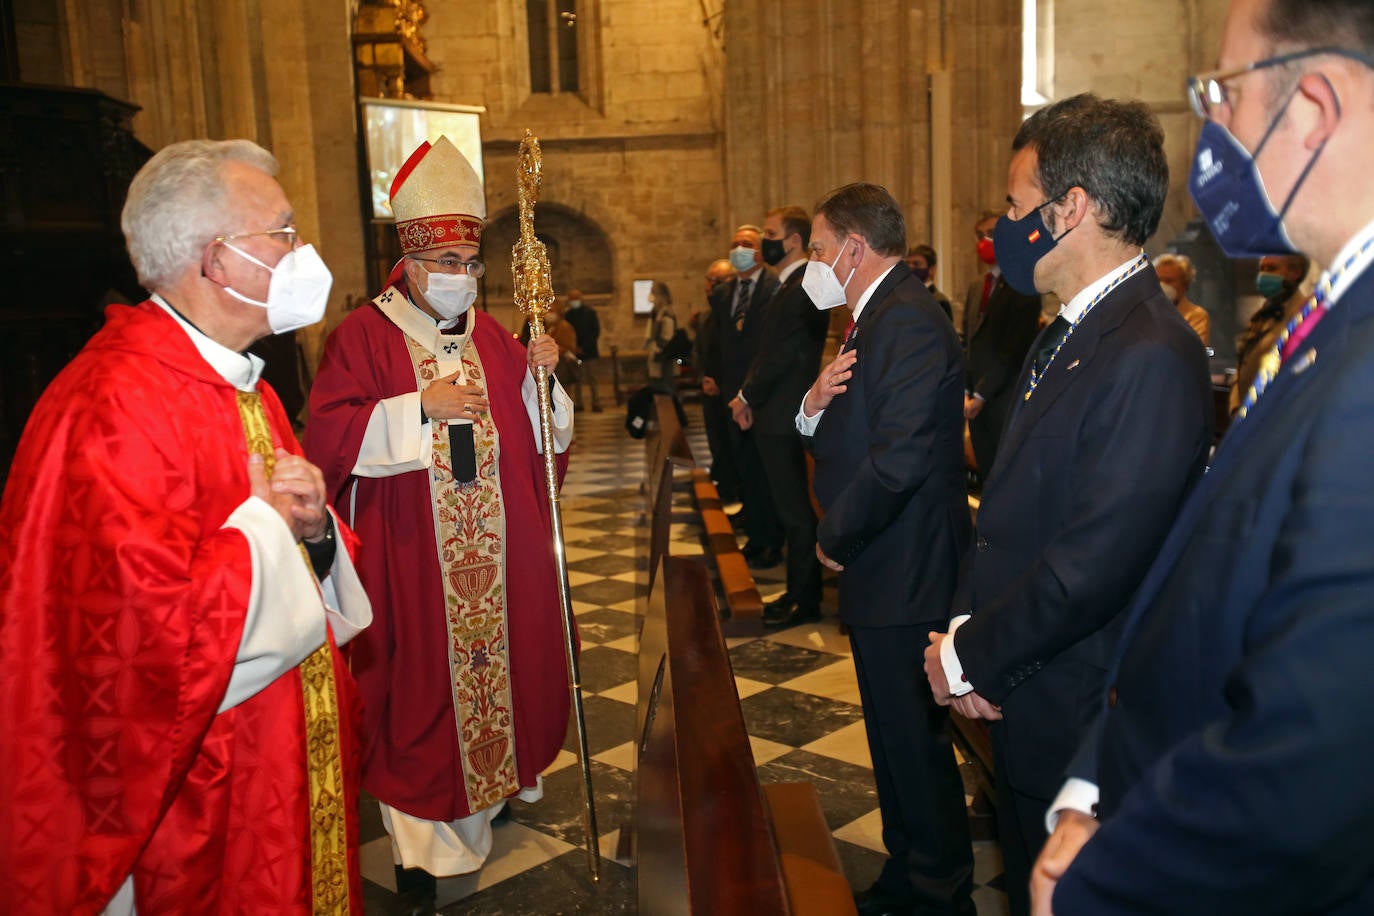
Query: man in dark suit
923 94 1214 916
906 244 955 326
729 205 829 624
697 259 739 500
1033 3 1374 913
702 225 781 567
962 211 1043 477
798 183 974 916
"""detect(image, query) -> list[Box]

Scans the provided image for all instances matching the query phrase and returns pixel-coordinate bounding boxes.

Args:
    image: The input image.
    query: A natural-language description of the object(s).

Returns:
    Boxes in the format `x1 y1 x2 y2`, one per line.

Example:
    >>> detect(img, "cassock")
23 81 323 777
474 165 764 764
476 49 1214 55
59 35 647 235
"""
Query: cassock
0 300 372 915
306 281 573 874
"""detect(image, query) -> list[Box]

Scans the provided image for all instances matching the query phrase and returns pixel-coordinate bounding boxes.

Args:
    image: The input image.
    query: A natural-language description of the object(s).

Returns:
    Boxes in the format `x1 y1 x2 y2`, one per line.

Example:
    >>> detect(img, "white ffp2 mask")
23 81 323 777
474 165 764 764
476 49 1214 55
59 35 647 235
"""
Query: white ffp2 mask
221 242 333 333
801 238 855 310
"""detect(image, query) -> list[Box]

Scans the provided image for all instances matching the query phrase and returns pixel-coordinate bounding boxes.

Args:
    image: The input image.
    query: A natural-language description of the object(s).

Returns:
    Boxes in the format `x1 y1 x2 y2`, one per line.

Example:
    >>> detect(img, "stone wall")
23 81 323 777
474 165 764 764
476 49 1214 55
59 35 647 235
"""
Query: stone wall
11 0 365 368
10 0 1234 365
721 1 1027 313
421 0 728 357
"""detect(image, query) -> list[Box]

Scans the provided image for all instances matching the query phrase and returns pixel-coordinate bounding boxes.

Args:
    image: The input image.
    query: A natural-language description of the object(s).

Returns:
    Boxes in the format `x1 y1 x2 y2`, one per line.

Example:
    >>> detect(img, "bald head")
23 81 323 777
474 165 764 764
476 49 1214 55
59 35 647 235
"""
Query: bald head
706 258 736 296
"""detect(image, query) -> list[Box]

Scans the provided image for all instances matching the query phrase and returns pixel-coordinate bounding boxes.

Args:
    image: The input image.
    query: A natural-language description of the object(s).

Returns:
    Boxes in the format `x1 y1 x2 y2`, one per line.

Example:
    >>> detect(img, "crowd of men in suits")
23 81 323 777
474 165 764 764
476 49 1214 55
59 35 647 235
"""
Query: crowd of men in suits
696 2 1374 914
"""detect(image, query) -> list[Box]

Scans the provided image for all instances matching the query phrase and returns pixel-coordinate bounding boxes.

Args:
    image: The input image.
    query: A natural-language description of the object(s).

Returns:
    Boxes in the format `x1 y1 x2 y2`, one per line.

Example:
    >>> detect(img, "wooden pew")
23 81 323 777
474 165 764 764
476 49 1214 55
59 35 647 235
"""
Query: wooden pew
636 555 855 915
647 392 764 636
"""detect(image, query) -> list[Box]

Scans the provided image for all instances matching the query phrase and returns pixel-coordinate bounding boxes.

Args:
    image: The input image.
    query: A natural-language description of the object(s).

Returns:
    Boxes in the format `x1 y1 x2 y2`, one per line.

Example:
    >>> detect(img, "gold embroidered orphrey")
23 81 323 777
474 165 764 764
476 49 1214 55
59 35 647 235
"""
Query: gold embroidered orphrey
235 391 351 915
403 334 521 813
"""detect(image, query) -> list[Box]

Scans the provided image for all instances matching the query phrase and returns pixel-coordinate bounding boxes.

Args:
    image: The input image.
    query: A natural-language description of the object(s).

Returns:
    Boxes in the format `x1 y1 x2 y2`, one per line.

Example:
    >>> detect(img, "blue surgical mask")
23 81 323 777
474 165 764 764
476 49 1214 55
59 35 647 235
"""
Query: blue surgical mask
1255 271 1286 298
729 246 757 272
1188 85 1327 258
991 199 1069 296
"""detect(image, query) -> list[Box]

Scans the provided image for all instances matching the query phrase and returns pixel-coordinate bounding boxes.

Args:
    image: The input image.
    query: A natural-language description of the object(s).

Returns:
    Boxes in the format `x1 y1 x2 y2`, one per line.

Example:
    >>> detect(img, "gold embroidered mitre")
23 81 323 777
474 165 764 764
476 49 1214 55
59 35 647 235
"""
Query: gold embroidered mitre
389 136 486 254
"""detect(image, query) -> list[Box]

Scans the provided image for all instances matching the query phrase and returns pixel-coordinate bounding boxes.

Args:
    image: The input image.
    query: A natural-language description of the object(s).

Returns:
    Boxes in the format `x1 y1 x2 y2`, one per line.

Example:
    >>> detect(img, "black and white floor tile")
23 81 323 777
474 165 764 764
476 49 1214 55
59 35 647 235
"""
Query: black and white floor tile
357 400 1010 914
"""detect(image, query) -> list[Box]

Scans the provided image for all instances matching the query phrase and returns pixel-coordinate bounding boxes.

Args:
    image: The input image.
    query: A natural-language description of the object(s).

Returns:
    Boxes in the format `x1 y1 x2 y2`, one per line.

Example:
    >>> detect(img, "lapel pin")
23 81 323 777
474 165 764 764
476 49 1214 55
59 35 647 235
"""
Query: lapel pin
1066 359 1080 371
1291 349 1317 374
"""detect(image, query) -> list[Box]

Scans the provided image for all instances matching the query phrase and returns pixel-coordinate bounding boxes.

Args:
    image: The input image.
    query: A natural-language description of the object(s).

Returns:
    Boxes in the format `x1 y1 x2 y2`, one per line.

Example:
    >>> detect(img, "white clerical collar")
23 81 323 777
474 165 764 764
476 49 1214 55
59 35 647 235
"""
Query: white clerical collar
777 258 805 285
374 285 471 356
152 294 264 392
1323 216 1374 308
850 263 899 324
1058 253 1144 324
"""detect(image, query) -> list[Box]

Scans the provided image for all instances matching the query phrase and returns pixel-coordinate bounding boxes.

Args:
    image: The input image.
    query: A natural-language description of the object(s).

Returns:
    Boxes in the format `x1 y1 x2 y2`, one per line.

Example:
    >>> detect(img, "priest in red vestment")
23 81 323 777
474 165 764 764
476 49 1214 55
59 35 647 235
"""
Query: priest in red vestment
0 139 373 914
305 136 574 907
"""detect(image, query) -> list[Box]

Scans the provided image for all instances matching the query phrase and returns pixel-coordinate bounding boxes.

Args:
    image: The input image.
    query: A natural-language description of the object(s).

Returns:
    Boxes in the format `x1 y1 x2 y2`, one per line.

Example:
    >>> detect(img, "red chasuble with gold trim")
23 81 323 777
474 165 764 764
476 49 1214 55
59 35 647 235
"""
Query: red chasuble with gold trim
0 302 364 915
307 286 572 822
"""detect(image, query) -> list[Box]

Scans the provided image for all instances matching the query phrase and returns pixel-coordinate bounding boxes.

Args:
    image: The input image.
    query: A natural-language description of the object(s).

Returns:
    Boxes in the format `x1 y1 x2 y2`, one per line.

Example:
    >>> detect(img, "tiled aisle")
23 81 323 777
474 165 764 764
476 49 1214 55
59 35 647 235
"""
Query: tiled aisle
358 402 1010 914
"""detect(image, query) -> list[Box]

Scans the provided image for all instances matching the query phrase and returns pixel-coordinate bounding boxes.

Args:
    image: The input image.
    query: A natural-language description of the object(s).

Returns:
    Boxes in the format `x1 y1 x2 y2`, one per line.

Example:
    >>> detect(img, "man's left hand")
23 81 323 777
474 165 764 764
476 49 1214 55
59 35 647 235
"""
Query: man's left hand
264 447 329 542
528 333 558 372
1031 810 1099 916
963 394 985 419
728 396 753 430
816 543 844 572
951 691 1003 721
925 632 953 704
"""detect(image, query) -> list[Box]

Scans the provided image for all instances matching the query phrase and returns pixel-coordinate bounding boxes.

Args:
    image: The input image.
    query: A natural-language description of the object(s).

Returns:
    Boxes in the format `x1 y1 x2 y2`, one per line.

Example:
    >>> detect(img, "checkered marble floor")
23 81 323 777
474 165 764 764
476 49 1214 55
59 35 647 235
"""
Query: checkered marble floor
357 400 1010 914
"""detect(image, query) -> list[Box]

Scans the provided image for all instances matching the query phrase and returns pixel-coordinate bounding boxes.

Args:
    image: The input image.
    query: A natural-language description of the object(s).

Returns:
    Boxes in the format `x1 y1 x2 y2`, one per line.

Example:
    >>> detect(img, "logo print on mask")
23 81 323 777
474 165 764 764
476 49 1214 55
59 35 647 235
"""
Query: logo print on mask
1195 148 1223 187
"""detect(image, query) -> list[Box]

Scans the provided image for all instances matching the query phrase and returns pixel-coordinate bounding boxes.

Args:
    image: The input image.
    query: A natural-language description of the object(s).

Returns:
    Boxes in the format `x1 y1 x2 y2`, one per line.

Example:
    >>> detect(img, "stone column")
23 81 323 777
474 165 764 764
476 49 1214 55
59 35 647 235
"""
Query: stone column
722 0 1023 305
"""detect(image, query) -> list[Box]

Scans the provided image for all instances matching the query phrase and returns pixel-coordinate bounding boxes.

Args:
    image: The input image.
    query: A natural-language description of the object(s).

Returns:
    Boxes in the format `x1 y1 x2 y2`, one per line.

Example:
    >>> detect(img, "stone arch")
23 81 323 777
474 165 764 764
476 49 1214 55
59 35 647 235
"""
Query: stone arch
481 201 615 302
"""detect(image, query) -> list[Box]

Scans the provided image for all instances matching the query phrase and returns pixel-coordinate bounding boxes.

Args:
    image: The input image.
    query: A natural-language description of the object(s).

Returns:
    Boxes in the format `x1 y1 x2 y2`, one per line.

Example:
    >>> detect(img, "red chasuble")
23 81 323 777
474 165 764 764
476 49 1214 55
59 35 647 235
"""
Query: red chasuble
0 302 364 915
307 288 572 822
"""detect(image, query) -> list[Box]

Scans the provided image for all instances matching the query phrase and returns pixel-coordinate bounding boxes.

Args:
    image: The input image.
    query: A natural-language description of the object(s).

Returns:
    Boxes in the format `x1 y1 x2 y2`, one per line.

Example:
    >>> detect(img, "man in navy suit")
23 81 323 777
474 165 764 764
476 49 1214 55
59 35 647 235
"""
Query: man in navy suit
731 205 829 625
798 183 974 915
702 226 782 567
1032 2 1374 913
923 93 1214 916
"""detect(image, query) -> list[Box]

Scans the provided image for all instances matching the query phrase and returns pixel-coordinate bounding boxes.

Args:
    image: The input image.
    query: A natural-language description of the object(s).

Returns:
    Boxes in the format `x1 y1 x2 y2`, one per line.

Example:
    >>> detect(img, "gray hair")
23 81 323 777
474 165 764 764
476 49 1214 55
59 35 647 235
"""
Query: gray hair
121 139 279 290
1153 252 1196 287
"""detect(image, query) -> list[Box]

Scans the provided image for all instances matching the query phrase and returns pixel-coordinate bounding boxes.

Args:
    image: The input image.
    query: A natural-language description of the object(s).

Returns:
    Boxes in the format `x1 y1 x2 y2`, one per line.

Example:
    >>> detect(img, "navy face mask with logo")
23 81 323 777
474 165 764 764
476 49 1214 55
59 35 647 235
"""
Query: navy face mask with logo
1188 81 1330 258
992 197 1070 296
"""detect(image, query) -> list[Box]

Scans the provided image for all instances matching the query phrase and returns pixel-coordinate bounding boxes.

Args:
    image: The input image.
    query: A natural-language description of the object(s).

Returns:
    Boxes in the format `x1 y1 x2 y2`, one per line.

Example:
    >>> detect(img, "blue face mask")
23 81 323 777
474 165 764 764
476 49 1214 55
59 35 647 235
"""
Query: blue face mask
1187 85 1327 258
1255 271 1286 298
992 197 1070 296
729 246 757 272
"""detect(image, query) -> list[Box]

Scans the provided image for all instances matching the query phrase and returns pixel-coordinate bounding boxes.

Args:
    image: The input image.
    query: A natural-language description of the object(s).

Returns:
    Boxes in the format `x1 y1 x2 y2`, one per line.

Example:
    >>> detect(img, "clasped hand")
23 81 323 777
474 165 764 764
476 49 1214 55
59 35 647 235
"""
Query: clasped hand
248 448 329 543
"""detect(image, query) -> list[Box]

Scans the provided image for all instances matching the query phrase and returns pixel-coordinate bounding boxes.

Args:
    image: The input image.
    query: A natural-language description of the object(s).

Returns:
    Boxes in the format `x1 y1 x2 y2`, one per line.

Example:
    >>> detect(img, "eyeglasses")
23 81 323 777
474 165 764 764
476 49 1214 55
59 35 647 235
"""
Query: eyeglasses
408 255 486 278
216 226 300 248
1188 45 1374 121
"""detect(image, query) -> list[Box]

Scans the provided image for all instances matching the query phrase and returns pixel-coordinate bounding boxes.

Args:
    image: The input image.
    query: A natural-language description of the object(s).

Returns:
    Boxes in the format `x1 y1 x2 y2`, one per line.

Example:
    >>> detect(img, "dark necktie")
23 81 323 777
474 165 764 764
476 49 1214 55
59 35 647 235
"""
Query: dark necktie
733 279 753 320
1032 315 1071 379
979 272 995 314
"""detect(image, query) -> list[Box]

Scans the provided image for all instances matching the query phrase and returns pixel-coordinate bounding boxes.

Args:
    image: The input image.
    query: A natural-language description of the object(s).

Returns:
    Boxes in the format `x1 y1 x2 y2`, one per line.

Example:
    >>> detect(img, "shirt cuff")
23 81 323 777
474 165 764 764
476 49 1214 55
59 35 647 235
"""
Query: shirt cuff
941 614 975 697
319 509 372 647
220 496 330 712
1046 778 1100 833
523 368 575 454
737 390 748 406
352 391 433 477
795 399 823 436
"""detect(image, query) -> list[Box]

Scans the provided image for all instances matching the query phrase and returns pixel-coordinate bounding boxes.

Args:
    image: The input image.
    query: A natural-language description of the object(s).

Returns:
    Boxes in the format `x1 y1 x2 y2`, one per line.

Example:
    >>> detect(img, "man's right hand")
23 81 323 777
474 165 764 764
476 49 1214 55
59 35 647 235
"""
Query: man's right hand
701 376 720 397
422 369 489 420
803 349 858 416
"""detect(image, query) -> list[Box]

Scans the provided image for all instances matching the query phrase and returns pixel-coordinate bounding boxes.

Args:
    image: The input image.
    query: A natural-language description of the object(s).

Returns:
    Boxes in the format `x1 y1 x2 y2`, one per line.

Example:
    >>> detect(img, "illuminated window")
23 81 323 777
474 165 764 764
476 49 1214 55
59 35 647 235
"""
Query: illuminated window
527 0 579 94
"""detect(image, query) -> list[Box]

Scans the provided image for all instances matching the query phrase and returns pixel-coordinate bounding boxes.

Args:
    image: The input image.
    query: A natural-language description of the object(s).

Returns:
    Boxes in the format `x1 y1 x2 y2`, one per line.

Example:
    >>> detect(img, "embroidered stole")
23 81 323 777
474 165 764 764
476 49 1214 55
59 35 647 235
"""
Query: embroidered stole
235 391 351 914
403 335 520 813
